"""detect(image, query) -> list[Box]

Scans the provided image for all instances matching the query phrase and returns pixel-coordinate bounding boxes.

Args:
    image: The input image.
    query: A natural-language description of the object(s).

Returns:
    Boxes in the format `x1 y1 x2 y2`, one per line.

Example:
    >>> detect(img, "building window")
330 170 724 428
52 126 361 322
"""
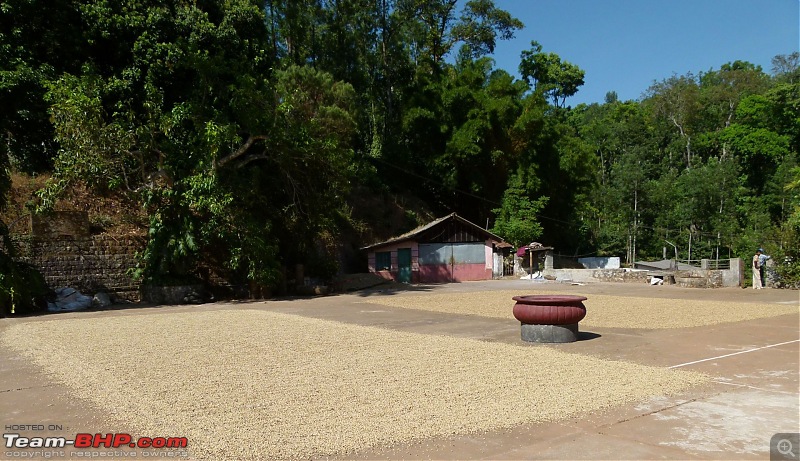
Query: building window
375 252 391 271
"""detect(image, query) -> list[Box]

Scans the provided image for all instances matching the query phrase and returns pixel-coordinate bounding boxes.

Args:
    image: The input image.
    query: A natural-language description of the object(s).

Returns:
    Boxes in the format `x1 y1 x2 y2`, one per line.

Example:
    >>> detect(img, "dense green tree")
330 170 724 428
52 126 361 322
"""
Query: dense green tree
3 0 800 291
0 0 85 171
36 1 356 286
777 166 800 285
671 157 741 261
433 58 525 217
765 78 800 153
451 0 524 59
491 171 548 247
519 41 585 108
698 61 769 129
771 52 799 82
573 58 800 279
644 74 701 169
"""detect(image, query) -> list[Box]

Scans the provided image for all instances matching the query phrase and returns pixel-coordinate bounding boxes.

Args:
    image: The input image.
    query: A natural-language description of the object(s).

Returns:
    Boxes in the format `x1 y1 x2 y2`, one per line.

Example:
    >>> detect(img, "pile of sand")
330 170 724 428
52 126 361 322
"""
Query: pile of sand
362 291 799 329
3 310 706 459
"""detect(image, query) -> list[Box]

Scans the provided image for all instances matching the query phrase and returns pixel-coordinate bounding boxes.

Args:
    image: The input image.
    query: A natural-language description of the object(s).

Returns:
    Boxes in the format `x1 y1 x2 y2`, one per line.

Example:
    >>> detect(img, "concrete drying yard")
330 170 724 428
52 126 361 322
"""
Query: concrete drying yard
1 279 798 460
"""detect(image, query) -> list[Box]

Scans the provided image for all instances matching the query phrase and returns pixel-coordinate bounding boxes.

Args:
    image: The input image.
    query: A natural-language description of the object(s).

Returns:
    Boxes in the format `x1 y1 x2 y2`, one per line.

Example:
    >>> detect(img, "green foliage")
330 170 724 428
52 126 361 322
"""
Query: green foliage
571 55 800 280
3 0 800 291
0 138 9 216
519 41 585 107
0 0 84 172
777 167 800 286
31 1 356 288
0 254 48 316
491 172 548 247
765 80 800 152
451 0 523 58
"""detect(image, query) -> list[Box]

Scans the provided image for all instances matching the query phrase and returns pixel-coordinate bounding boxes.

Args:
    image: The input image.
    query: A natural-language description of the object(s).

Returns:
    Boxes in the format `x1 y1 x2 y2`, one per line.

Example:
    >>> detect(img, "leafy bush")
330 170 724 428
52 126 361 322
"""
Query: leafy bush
774 257 800 288
1 209 47 315
0 255 48 316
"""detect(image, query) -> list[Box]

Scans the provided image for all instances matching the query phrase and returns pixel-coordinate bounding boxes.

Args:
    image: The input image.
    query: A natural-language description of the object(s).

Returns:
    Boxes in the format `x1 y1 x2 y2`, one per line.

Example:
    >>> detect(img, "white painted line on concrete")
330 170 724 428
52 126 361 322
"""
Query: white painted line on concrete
713 380 798 395
669 339 800 369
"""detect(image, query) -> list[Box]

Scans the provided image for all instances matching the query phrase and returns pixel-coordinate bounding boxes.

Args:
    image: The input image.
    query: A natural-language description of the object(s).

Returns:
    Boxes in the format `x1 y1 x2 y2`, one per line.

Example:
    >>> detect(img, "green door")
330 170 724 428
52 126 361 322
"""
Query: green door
397 248 412 283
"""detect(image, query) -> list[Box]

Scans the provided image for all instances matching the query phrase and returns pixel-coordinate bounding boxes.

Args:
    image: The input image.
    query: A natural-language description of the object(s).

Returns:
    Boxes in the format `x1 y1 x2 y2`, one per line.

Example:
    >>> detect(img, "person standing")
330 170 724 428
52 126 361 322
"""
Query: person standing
758 248 770 288
752 251 763 289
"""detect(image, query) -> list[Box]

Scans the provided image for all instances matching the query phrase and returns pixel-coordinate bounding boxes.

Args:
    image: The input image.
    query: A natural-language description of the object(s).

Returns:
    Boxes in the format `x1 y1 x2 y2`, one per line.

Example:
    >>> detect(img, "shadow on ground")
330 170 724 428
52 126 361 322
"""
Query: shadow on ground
578 331 602 341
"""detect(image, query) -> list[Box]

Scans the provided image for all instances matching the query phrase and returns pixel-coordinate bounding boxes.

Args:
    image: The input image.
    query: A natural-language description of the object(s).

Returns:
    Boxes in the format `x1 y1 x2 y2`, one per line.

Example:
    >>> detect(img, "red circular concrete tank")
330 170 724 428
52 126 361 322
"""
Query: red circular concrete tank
512 295 587 325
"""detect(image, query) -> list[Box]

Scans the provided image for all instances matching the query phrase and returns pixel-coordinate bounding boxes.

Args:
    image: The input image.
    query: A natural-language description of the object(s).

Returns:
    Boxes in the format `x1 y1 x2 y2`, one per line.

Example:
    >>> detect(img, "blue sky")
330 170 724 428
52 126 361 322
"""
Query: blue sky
486 0 800 105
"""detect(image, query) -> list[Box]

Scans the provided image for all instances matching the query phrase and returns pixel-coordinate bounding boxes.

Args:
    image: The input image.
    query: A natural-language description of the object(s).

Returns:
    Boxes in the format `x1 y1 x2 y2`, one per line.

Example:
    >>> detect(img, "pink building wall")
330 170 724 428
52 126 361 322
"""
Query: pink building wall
369 239 494 283
418 263 490 282
367 242 420 282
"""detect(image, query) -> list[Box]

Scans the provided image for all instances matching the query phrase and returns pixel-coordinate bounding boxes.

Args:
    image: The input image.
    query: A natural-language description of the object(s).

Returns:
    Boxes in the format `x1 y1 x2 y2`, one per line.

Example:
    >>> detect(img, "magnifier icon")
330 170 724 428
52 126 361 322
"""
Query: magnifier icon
778 439 796 458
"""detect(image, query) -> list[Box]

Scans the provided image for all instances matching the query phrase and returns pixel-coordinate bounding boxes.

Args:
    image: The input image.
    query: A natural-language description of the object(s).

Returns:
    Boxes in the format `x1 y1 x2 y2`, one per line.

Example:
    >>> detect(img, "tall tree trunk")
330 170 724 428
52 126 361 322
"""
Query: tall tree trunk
671 115 691 168
632 186 638 267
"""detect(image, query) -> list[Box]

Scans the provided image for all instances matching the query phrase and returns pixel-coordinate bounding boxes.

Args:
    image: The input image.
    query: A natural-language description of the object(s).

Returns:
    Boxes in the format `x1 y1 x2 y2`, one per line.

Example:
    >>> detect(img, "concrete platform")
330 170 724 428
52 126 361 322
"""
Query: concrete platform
520 322 580 342
1 279 798 460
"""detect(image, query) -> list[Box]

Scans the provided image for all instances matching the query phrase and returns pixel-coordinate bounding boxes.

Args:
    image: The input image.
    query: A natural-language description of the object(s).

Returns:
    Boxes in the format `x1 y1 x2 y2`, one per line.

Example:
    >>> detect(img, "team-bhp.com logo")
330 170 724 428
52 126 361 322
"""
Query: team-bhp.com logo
4 433 188 449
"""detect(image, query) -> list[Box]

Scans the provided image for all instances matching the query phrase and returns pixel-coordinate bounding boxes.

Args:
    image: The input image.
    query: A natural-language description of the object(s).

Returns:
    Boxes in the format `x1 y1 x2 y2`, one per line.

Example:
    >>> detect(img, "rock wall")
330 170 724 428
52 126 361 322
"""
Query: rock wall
541 257 743 288
591 268 649 283
674 269 729 288
13 235 145 301
543 268 649 284
29 211 90 238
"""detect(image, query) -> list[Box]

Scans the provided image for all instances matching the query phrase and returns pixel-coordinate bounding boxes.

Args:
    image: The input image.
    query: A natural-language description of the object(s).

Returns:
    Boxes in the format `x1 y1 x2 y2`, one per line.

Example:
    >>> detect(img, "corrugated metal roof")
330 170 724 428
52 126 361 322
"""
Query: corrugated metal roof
361 213 503 250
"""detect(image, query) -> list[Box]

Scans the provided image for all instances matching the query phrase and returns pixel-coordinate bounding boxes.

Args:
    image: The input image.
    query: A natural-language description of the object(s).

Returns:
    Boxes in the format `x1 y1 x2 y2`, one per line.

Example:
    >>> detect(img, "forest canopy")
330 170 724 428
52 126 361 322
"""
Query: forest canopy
2 0 799 290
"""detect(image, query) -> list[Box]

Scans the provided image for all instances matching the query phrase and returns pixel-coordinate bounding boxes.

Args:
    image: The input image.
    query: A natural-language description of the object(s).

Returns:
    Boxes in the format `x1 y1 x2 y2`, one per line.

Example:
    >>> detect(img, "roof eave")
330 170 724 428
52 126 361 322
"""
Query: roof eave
360 213 504 251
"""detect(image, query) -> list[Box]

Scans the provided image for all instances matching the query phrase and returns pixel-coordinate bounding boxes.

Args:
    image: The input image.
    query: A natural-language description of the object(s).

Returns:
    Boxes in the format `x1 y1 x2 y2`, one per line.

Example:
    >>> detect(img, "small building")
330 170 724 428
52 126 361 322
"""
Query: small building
362 213 504 283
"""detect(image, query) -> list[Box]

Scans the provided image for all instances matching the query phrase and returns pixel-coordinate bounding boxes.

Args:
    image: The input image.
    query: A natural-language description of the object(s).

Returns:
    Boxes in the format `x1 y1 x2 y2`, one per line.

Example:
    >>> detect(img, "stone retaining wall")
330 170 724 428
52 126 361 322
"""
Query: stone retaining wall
13 235 145 301
674 270 723 288
543 267 740 288
543 268 649 284
538 255 743 288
